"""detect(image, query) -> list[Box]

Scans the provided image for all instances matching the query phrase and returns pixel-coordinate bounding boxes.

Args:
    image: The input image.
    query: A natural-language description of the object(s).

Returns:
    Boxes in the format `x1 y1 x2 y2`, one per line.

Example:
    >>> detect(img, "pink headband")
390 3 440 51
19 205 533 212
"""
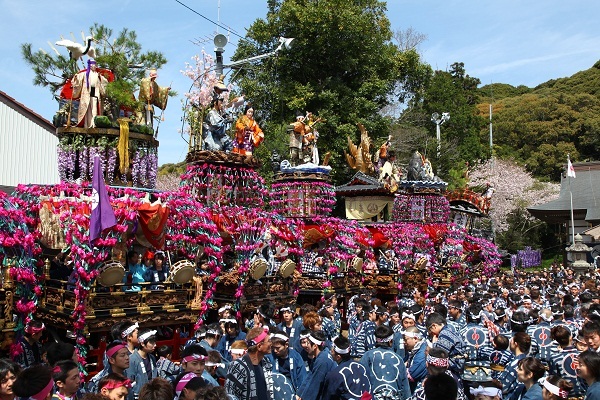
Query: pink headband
26 323 45 335
247 327 269 347
176 372 197 398
182 354 207 363
101 379 132 390
106 344 127 359
426 354 449 367
30 378 54 400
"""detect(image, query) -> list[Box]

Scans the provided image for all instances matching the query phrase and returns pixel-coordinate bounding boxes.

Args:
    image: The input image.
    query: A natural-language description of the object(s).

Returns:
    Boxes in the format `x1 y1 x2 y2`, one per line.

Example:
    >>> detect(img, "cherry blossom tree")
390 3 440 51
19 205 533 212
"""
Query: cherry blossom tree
468 159 560 233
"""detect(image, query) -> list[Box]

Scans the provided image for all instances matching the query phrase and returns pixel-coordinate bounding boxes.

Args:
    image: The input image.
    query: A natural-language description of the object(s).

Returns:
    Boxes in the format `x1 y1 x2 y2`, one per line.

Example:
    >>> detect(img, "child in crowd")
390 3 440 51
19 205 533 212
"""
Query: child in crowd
99 373 131 400
155 345 179 383
52 360 82 400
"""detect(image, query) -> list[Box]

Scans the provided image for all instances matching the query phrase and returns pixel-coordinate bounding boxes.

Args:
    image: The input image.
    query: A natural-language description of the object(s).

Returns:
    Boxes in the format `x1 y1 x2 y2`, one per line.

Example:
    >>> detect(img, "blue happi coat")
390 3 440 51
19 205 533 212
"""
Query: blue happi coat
322 360 371 400
360 346 411 400
296 350 337 400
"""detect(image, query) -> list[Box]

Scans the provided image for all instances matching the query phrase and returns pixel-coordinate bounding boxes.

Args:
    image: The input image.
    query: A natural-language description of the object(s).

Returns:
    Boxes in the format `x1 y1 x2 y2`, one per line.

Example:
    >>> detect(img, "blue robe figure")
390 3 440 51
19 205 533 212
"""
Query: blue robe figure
405 341 427 393
271 372 296 400
203 104 233 152
360 346 411 400
296 350 337 400
265 348 307 394
322 360 371 400
218 330 247 362
278 318 303 354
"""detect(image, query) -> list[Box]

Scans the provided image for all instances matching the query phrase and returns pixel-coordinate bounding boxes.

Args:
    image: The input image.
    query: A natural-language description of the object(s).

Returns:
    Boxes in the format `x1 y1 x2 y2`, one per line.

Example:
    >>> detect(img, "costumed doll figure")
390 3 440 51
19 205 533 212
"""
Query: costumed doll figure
138 69 170 128
232 105 264 156
71 59 108 128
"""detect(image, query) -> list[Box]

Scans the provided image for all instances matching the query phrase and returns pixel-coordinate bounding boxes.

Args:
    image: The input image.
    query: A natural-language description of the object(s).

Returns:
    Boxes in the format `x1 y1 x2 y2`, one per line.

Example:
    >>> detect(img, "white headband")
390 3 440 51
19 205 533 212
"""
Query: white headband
376 334 394 343
220 318 238 324
205 362 225 368
470 386 502 398
121 322 139 338
138 330 157 343
280 307 293 313
300 332 311 339
207 329 222 336
539 378 568 399
230 348 247 355
333 344 350 354
540 313 553 322
402 312 416 321
218 305 232 314
402 330 422 339
308 334 323 346
271 333 289 342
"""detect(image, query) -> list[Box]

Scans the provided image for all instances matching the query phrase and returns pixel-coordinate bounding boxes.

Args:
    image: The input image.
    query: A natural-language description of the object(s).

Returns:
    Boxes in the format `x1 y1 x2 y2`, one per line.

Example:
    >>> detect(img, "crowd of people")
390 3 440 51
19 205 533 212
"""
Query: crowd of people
5 265 600 400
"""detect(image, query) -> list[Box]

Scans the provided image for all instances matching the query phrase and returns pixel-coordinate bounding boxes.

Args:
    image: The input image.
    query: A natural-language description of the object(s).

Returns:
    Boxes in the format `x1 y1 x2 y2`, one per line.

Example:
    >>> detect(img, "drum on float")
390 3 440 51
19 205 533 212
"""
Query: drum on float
278 258 297 278
168 260 196 284
249 257 268 280
96 261 126 287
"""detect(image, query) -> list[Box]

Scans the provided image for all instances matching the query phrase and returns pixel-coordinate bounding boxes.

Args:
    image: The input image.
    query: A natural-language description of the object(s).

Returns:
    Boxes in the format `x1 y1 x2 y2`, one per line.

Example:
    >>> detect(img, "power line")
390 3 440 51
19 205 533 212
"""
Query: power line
174 0 253 45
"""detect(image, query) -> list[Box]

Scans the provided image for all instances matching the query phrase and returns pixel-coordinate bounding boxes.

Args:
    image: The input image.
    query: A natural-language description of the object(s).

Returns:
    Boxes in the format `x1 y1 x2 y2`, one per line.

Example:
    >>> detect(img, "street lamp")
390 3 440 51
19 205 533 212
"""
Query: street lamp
431 112 450 158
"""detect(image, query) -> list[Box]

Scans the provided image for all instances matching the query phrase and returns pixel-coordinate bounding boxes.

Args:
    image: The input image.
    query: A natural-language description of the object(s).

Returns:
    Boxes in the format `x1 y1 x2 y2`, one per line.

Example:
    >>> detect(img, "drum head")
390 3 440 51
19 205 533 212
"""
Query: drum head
279 259 296 278
352 257 363 272
170 260 196 284
97 262 125 287
250 258 268 280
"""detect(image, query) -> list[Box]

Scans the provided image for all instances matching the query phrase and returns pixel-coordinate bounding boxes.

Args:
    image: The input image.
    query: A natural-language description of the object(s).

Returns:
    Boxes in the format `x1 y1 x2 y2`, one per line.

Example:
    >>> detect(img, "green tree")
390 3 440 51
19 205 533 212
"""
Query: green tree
21 24 169 121
229 0 402 183
404 62 486 183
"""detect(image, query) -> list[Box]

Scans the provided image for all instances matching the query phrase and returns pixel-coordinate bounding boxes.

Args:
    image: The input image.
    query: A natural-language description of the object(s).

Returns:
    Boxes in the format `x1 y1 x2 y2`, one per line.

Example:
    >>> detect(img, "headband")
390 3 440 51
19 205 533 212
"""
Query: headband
469 311 483 320
247 327 269 347
207 329 222 336
218 305 232 314
539 313 553 322
510 316 534 325
376 334 394 343
300 332 311 340
426 354 449 367
522 298 532 304
271 333 289 342
101 379 133 391
205 362 225 368
220 318 238 324
52 365 61 374
138 330 157 343
121 322 139 338
470 386 502 398
308 334 324 346
280 306 294 313
333 344 350 354
106 344 127 359
175 373 197 398
494 311 506 318
540 378 568 399
402 330 423 339
26 323 45 335
256 308 268 319
30 379 54 400
182 354 207 363
402 312 416 321
230 348 247 355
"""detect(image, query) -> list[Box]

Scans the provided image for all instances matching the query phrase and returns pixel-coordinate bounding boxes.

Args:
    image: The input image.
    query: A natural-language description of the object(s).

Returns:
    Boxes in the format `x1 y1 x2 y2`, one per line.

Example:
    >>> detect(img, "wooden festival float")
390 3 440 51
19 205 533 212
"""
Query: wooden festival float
269 163 371 306
337 126 502 301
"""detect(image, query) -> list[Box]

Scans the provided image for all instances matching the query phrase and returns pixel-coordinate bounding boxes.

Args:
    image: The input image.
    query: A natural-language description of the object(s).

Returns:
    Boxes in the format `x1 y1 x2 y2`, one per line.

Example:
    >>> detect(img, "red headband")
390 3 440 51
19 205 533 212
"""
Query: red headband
31 379 54 400
101 379 132 391
426 354 449 368
26 323 45 335
106 344 127 359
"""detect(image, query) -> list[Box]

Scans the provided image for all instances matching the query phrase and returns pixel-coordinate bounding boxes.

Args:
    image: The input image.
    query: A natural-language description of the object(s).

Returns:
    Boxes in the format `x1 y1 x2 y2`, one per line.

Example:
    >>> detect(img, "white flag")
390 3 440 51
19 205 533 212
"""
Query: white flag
567 157 576 178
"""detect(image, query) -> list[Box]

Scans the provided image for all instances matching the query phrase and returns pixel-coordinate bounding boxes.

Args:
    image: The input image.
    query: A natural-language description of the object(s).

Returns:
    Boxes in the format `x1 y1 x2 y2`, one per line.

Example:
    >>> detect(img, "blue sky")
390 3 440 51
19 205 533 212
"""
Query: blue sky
1 0 598 166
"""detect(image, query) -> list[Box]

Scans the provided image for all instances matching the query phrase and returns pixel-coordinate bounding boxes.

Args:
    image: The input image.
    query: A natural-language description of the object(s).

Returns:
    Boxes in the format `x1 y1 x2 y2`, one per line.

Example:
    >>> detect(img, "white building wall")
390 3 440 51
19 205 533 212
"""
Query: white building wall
0 101 59 187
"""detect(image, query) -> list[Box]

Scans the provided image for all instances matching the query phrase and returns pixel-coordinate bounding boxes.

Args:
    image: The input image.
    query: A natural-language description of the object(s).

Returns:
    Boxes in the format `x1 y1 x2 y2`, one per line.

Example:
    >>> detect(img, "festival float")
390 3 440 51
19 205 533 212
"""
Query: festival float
337 126 502 301
0 29 504 374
